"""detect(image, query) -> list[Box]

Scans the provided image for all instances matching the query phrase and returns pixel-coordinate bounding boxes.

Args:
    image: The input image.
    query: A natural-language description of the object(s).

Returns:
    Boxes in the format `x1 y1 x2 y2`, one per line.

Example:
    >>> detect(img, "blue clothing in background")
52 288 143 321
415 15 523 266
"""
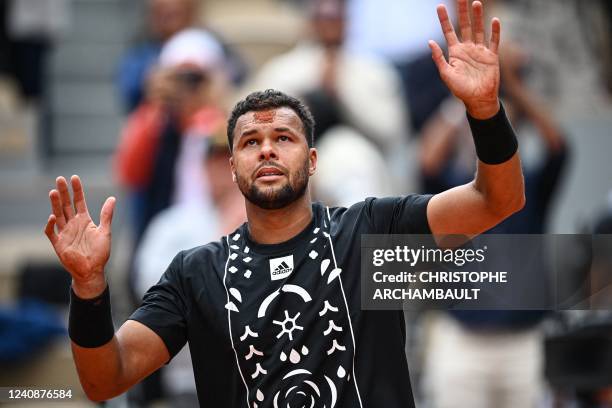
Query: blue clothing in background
117 41 162 113
0 300 66 364
451 143 569 329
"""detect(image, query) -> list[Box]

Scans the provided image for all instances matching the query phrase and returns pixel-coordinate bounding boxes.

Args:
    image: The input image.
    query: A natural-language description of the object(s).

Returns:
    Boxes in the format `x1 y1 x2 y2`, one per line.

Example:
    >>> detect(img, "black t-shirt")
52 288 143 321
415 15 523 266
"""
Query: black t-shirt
130 195 432 407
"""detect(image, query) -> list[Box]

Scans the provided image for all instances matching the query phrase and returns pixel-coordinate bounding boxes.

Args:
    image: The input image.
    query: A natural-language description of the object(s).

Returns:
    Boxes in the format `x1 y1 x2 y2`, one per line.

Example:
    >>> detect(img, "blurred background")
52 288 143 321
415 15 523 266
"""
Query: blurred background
0 0 611 407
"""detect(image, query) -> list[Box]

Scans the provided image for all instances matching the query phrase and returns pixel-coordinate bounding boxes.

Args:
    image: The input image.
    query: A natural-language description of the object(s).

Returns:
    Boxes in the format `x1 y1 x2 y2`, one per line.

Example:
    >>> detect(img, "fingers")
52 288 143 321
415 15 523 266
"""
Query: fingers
489 17 501 54
472 1 485 45
56 176 75 221
99 196 116 234
44 214 58 246
457 0 472 42
437 5 459 47
429 40 449 76
70 175 90 215
49 189 66 229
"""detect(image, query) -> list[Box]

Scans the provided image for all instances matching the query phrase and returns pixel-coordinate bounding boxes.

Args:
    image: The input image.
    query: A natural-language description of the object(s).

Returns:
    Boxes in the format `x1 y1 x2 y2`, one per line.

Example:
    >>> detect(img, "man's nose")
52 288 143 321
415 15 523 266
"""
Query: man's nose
259 139 278 161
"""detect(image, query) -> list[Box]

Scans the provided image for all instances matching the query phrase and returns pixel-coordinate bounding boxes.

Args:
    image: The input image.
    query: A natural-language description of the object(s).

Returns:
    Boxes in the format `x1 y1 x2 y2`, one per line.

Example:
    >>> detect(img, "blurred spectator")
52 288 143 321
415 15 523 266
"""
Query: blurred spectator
545 196 612 407
346 0 454 133
1 0 70 162
3 0 69 102
117 0 196 113
133 137 244 407
247 0 410 205
588 190 612 308
115 28 229 245
0 301 65 365
604 0 612 94
1 262 68 366
495 0 610 114
594 191 612 234
313 126 395 207
420 39 570 408
0 2 9 75
117 0 247 113
115 29 232 405
249 0 408 151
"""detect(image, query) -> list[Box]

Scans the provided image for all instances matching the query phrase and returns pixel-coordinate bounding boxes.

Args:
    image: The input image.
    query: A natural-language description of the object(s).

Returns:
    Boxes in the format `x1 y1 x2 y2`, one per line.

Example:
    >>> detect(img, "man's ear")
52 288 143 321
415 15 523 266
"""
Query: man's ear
308 147 317 176
229 156 237 183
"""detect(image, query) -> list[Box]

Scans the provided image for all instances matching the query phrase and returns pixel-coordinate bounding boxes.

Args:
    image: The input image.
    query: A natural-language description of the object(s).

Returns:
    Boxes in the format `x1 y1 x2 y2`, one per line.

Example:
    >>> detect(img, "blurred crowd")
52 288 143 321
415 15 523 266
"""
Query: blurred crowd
1 0 612 407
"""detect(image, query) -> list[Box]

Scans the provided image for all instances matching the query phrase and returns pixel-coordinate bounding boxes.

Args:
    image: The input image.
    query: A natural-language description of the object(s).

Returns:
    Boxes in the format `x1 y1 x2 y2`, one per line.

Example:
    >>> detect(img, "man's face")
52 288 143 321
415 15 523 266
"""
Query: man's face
230 108 317 210
311 0 345 47
313 16 345 48
149 0 193 40
171 66 210 115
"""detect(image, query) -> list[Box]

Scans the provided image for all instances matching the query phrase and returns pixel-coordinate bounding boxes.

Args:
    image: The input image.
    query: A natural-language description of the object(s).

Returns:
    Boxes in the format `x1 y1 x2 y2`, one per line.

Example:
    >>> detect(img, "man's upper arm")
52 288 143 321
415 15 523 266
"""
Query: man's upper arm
128 252 189 363
365 195 433 234
113 319 171 390
426 152 524 237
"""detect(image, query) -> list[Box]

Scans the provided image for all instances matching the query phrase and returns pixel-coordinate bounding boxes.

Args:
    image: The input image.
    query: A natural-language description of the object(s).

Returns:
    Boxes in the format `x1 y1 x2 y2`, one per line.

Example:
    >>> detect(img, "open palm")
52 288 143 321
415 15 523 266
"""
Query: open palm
45 176 115 286
430 0 501 118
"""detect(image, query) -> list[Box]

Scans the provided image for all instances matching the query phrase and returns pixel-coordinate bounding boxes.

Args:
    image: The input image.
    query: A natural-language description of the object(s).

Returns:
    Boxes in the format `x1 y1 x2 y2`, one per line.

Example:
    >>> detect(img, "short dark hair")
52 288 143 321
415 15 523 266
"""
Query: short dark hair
227 89 315 151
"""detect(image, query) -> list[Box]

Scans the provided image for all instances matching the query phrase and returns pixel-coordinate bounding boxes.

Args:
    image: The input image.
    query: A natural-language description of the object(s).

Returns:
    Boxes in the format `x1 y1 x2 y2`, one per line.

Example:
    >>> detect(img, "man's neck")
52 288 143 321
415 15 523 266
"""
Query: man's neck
245 194 313 245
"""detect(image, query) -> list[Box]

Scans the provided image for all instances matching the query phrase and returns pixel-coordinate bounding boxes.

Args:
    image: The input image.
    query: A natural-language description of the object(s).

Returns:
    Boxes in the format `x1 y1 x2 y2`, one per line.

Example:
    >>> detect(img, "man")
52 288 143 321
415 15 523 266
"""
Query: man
346 0 455 133
117 0 198 112
249 0 408 153
115 28 228 244
116 28 232 406
44 1 524 406
248 0 409 205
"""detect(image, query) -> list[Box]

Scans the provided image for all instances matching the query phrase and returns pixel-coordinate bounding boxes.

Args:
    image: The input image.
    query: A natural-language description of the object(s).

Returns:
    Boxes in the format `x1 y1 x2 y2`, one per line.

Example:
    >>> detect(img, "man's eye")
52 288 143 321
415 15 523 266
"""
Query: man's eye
246 139 258 146
278 135 289 142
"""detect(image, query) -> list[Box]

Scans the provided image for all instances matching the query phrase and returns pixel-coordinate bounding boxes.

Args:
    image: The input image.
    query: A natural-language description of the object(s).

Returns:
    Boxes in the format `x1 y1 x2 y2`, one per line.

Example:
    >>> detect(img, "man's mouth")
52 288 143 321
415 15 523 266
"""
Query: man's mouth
255 166 285 180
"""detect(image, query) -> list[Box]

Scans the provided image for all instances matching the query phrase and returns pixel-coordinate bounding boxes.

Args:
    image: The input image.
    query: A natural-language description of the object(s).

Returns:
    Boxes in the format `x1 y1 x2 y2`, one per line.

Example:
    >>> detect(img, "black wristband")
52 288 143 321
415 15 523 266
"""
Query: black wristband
69 285 115 348
467 103 518 165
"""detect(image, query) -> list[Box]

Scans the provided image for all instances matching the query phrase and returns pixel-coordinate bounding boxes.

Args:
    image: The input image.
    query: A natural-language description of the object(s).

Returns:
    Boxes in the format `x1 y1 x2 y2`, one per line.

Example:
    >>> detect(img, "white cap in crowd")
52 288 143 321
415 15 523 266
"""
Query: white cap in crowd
159 28 224 70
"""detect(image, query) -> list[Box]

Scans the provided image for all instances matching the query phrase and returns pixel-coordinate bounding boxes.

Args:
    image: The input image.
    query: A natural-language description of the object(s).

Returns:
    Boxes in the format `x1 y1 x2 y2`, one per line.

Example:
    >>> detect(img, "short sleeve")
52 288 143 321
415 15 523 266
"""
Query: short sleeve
364 194 433 234
128 252 189 360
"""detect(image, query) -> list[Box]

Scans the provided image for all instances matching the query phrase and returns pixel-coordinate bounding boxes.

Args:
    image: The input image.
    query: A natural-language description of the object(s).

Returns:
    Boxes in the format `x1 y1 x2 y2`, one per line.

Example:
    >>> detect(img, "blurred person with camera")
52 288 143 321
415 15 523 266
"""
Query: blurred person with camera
117 0 246 113
114 29 230 404
115 28 229 246
117 0 197 113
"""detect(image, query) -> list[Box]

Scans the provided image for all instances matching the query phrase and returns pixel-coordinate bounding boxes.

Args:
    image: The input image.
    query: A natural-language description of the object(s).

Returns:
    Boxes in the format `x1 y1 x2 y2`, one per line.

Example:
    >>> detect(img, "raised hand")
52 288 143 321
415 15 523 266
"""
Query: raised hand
44 175 115 298
430 0 501 119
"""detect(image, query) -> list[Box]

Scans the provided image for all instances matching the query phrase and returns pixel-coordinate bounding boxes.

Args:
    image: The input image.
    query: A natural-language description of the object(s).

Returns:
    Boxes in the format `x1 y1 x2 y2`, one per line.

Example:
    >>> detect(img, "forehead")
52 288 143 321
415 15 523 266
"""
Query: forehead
234 107 305 136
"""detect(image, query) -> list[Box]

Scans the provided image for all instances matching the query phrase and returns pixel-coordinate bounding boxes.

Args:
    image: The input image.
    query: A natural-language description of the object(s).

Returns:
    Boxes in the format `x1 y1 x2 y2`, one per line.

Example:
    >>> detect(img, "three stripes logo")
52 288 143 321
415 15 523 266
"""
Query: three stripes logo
269 255 294 281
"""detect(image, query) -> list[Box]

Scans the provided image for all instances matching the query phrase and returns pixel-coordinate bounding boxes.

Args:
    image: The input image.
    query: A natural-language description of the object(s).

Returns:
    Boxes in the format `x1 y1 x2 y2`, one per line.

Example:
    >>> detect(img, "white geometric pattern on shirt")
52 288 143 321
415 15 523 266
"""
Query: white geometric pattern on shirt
223 209 363 408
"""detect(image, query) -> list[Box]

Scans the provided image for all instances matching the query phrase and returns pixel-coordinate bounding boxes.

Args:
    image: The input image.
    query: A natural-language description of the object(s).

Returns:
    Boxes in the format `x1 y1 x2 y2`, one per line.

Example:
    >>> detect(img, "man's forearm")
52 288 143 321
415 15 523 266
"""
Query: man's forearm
474 153 525 217
71 337 126 402
468 103 525 217
72 321 171 402
68 283 171 402
69 284 124 401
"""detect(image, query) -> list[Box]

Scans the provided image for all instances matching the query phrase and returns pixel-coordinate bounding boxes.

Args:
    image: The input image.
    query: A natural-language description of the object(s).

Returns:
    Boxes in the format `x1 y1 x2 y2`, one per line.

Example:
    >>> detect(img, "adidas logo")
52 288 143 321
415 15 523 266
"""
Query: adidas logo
272 261 291 276
269 255 294 281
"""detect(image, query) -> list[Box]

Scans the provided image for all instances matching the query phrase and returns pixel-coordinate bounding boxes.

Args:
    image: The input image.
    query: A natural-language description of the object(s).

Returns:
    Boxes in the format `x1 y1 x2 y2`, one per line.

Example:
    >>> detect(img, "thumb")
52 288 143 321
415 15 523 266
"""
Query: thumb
429 40 449 77
99 196 116 233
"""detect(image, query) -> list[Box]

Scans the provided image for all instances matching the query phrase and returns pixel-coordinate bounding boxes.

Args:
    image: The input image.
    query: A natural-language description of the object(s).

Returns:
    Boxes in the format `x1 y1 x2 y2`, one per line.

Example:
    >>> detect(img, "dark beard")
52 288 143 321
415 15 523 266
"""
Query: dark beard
237 160 309 210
